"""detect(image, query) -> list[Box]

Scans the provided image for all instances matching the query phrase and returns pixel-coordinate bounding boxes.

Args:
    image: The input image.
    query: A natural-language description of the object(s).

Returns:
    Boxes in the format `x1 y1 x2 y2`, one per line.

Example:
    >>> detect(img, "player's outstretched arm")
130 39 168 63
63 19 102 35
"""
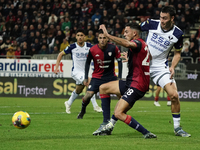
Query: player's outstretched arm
54 51 65 74
99 24 136 49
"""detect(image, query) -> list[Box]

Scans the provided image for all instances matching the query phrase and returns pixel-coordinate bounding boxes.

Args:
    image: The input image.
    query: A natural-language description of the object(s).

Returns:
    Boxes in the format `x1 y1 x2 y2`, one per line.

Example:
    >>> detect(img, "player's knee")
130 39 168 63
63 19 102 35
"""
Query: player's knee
75 89 82 94
99 84 108 93
169 91 178 102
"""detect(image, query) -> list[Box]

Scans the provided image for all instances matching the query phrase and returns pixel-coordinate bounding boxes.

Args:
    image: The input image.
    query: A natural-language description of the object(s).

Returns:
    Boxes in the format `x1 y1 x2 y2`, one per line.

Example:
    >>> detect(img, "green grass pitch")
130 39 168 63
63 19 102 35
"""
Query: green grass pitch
0 97 199 150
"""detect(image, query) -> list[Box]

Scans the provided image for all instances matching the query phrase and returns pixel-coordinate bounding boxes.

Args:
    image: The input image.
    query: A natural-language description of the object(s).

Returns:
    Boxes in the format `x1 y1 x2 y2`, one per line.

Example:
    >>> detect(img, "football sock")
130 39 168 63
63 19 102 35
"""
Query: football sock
68 90 78 105
90 94 98 108
100 94 111 123
81 97 90 113
172 113 180 129
124 115 149 135
167 96 171 101
110 114 118 126
154 96 159 102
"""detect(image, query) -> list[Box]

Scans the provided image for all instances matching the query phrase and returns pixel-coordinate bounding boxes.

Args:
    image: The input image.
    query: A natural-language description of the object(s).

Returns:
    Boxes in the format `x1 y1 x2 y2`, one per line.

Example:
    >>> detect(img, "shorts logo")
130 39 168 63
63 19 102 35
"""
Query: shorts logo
108 52 112 56
88 85 91 89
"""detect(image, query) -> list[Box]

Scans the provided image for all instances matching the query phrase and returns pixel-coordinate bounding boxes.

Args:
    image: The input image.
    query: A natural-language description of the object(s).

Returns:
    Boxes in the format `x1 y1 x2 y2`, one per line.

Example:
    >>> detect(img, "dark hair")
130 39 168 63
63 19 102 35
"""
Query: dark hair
76 28 85 35
125 22 141 31
98 29 104 34
161 6 176 17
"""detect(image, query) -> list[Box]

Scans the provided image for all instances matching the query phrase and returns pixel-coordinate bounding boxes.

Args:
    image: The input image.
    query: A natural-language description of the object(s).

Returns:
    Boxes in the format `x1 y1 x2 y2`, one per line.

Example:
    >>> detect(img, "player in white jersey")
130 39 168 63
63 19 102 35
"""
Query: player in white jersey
140 6 191 137
54 29 102 114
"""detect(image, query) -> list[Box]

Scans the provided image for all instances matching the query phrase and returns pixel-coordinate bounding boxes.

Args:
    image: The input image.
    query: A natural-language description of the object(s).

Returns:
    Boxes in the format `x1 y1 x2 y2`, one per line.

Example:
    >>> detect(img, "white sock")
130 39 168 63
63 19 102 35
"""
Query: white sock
90 94 98 108
67 90 79 106
173 117 180 129
110 118 117 126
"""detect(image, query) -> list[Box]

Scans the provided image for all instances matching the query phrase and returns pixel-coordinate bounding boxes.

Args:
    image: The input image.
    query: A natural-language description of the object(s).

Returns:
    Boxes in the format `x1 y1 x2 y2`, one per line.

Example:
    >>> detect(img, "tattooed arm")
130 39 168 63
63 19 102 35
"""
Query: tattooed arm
99 24 137 49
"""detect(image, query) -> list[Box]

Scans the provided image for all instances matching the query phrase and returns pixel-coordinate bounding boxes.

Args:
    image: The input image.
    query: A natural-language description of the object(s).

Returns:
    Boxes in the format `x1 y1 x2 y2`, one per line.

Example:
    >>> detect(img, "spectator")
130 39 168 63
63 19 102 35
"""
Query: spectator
189 42 199 62
48 12 58 25
20 42 29 56
128 2 137 17
115 10 124 24
47 33 55 53
12 40 18 51
61 17 71 31
32 38 41 53
189 34 199 49
63 26 70 36
52 45 59 54
91 11 101 23
6 46 15 59
15 46 22 59
43 11 51 24
0 36 3 47
114 23 122 35
177 16 188 34
6 11 16 22
69 33 76 44
11 24 21 39
39 45 49 54
98 4 104 16
194 3 200 22
86 3 95 18
55 30 65 44
108 3 118 19
136 4 146 18
81 3 88 15
0 38 11 56
60 38 69 52
53 39 60 53
195 25 200 44
29 46 37 56
184 10 194 27
85 30 95 43
146 3 155 17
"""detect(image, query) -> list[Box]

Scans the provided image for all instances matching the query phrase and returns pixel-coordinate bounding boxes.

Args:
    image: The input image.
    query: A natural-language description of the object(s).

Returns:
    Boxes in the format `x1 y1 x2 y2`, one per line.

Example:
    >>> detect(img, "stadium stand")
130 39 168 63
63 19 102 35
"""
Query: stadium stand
0 1 199 67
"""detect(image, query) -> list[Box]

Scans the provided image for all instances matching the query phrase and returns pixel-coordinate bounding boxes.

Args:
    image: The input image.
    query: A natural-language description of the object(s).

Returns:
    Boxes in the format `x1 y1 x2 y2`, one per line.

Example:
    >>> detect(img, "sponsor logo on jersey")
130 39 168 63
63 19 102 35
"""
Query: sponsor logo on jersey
95 54 99 57
168 36 173 40
108 52 112 56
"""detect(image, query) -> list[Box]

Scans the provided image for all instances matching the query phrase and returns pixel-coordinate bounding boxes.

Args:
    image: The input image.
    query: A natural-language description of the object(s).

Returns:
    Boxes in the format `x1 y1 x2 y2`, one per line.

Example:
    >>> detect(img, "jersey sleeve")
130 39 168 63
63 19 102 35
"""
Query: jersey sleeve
63 44 75 54
140 19 159 31
174 35 183 52
131 40 142 53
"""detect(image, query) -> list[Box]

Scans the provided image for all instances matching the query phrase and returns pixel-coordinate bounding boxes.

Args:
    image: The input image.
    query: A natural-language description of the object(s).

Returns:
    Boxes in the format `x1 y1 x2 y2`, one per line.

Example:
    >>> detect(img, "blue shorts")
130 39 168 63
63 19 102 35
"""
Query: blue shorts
119 80 146 107
88 77 118 93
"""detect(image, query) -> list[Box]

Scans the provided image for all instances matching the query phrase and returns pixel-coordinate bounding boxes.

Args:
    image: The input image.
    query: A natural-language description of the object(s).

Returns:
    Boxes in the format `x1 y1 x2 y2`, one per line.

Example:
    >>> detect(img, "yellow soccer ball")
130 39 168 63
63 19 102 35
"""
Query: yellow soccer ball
12 111 31 129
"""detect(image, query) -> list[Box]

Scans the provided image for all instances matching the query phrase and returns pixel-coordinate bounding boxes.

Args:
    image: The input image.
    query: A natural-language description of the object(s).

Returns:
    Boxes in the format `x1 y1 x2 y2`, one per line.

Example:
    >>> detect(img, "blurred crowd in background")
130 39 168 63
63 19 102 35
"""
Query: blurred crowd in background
0 0 200 63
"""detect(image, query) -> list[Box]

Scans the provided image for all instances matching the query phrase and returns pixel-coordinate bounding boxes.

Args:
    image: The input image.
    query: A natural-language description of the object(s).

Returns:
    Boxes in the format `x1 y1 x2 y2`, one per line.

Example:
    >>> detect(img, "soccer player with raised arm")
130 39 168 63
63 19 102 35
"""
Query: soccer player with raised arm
92 23 157 139
140 6 190 137
54 29 102 114
77 30 122 120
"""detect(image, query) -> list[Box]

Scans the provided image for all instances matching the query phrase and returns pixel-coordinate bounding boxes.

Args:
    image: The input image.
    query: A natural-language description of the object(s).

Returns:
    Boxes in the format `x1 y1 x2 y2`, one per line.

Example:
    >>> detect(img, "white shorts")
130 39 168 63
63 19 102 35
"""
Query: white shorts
71 72 84 85
150 66 176 89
